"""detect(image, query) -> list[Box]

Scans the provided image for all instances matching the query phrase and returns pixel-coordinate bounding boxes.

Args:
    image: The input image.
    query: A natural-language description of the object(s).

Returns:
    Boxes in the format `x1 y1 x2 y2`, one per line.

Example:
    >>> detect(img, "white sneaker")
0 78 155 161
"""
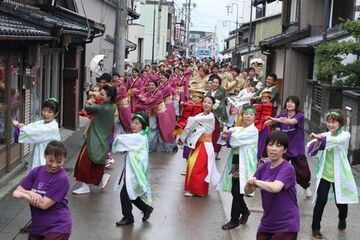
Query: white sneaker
305 188 312 199
105 154 115 168
184 192 194 197
101 174 111 190
72 183 90 195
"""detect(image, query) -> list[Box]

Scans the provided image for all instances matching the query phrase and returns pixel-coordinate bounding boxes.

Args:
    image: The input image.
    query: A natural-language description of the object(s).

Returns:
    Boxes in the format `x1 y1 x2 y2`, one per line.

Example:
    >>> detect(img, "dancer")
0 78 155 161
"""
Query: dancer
13 141 72 240
206 76 228 160
245 131 299 240
254 91 273 160
179 96 220 197
72 85 116 194
136 80 174 152
113 113 153 226
265 95 312 198
13 98 60 170
113 73 132 133
307 109 358 239
219 105 258 230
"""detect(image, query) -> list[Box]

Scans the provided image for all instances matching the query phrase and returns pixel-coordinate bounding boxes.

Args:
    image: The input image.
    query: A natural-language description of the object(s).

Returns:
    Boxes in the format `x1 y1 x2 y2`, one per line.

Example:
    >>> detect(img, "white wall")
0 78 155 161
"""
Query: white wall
74 0 117 73
137 3 171 63
127 24 145 63
241 0 282 24
274 49 285 79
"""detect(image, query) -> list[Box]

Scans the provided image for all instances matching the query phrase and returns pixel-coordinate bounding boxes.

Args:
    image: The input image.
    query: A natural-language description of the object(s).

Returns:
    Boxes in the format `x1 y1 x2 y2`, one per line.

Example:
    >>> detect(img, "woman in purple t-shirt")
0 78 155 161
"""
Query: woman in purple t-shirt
265 95 312 199
245 131 299 240
13 141 72 240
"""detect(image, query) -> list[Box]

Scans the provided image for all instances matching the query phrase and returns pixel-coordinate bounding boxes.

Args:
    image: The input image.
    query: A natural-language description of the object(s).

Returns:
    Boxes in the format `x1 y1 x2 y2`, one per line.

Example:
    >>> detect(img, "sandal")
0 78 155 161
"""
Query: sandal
312 230 323 239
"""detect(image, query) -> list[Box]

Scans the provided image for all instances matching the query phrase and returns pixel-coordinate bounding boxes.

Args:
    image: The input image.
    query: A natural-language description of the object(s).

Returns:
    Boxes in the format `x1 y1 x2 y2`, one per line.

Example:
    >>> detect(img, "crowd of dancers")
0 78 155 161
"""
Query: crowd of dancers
11 57 359 240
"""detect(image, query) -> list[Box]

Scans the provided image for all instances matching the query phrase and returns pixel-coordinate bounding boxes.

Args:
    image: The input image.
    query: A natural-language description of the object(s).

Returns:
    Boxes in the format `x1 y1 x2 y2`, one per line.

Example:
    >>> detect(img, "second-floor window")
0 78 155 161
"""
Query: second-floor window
328 0 354 28
288 0 298 23
256 4 266 19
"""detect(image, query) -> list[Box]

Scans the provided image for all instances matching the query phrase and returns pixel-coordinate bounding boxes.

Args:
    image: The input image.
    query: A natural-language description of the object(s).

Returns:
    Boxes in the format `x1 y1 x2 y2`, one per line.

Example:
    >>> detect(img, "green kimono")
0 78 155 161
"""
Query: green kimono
206 87 228 123
85 103 115 164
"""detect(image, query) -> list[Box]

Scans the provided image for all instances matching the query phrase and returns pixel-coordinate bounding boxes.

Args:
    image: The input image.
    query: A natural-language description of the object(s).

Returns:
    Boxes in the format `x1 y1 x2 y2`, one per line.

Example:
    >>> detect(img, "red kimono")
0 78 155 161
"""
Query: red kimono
176 101 203 133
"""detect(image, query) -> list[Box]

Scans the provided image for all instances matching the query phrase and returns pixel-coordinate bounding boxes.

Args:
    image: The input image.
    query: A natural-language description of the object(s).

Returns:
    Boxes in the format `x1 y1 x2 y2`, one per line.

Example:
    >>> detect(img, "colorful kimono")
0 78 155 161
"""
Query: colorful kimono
136 89 175 152
206 88 228 153
307 131 358 204
175 75 189 103
126 76 143 113
180 112 220 195
218 123 258 194
114 82 132 133
18 119 60 170
74 103 115 185
254 102 273 159
159 81 176 131
112 131 152 204
149 71 160 82
175 101 203 133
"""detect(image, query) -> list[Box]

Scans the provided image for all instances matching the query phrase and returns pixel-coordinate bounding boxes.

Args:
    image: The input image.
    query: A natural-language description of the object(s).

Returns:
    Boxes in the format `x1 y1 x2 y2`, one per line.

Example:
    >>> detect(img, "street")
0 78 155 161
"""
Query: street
1 124 360 240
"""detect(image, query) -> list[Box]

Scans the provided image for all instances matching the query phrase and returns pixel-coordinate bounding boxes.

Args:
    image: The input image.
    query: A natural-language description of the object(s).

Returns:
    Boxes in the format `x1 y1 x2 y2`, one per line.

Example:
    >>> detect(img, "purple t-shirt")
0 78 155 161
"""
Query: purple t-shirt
254 160 299 233
273 112 305 158
21 166 72 235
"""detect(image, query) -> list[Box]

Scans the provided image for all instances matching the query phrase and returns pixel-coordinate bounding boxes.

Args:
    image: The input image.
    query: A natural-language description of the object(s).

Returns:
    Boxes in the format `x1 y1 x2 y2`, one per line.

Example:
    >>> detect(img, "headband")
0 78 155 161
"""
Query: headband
242 108 256 114
326 111 340 117
46 97 59 103
134 113 147 125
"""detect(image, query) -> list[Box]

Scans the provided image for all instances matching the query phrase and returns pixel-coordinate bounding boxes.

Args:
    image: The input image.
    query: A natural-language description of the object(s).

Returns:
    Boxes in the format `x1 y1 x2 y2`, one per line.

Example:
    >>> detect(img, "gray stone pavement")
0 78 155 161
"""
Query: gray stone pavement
1 118 360 239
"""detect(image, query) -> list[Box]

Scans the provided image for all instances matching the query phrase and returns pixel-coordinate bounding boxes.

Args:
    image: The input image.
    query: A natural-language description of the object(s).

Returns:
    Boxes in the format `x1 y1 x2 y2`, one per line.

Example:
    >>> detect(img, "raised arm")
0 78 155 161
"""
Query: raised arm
13 186 55 210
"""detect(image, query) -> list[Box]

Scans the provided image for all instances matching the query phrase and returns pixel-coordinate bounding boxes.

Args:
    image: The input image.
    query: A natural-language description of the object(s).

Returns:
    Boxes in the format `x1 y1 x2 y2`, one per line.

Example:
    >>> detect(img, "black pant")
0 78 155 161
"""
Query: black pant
120 184 150 221
230 177 249 223
285 155 311 190
312 178 348 230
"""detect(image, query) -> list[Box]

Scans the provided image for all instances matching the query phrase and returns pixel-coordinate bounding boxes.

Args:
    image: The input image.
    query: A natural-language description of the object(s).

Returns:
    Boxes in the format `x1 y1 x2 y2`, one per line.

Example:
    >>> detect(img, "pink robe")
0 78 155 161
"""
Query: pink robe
136 89 174 143
149 72 160 82
159 81 176 131
114 82 132 133
174 75 189 102
126 77 143 113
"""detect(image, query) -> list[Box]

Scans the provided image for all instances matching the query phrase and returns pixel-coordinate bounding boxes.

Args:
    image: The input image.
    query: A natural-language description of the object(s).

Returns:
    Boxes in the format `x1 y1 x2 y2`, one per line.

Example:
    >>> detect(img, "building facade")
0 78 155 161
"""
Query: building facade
0 0 104 178
135 0 175 64
222 0 282 68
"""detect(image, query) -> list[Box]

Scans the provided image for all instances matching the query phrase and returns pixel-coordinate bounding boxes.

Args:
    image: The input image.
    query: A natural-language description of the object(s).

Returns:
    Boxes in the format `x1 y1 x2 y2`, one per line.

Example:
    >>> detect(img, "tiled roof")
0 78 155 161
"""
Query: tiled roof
291 30 348 48
259 26 311 48
0 2 105 40
0 12 51 38
5 6 89 35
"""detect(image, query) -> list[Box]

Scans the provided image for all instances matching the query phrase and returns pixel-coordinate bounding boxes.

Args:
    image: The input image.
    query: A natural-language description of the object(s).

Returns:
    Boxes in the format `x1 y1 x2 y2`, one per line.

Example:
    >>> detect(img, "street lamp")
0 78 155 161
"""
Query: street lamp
226 3 240 65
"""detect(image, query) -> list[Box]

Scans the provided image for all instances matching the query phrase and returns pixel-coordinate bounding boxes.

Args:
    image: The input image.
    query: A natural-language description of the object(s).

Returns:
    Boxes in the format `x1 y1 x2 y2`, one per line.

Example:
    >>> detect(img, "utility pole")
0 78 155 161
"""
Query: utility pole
156 0 163 62
151 3 156 64
114 0 127 74
185 0 191 57
227 3 239 65
247 0 254 68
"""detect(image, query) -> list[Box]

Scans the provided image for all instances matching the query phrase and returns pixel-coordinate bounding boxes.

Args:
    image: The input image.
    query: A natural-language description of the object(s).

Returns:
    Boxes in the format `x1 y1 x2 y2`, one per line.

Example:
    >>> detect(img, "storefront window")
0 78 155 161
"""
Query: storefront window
10 58 21 144
0 56 6 147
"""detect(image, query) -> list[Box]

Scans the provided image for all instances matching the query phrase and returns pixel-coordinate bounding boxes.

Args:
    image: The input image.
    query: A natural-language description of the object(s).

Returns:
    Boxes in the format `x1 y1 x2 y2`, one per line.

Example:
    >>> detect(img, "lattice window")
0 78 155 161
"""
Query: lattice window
312 84 322 111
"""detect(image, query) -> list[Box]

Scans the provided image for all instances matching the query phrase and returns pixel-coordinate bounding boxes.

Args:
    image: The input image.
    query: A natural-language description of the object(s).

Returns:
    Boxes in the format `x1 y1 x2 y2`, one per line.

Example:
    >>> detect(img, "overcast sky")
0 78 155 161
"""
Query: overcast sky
173 0 244 50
